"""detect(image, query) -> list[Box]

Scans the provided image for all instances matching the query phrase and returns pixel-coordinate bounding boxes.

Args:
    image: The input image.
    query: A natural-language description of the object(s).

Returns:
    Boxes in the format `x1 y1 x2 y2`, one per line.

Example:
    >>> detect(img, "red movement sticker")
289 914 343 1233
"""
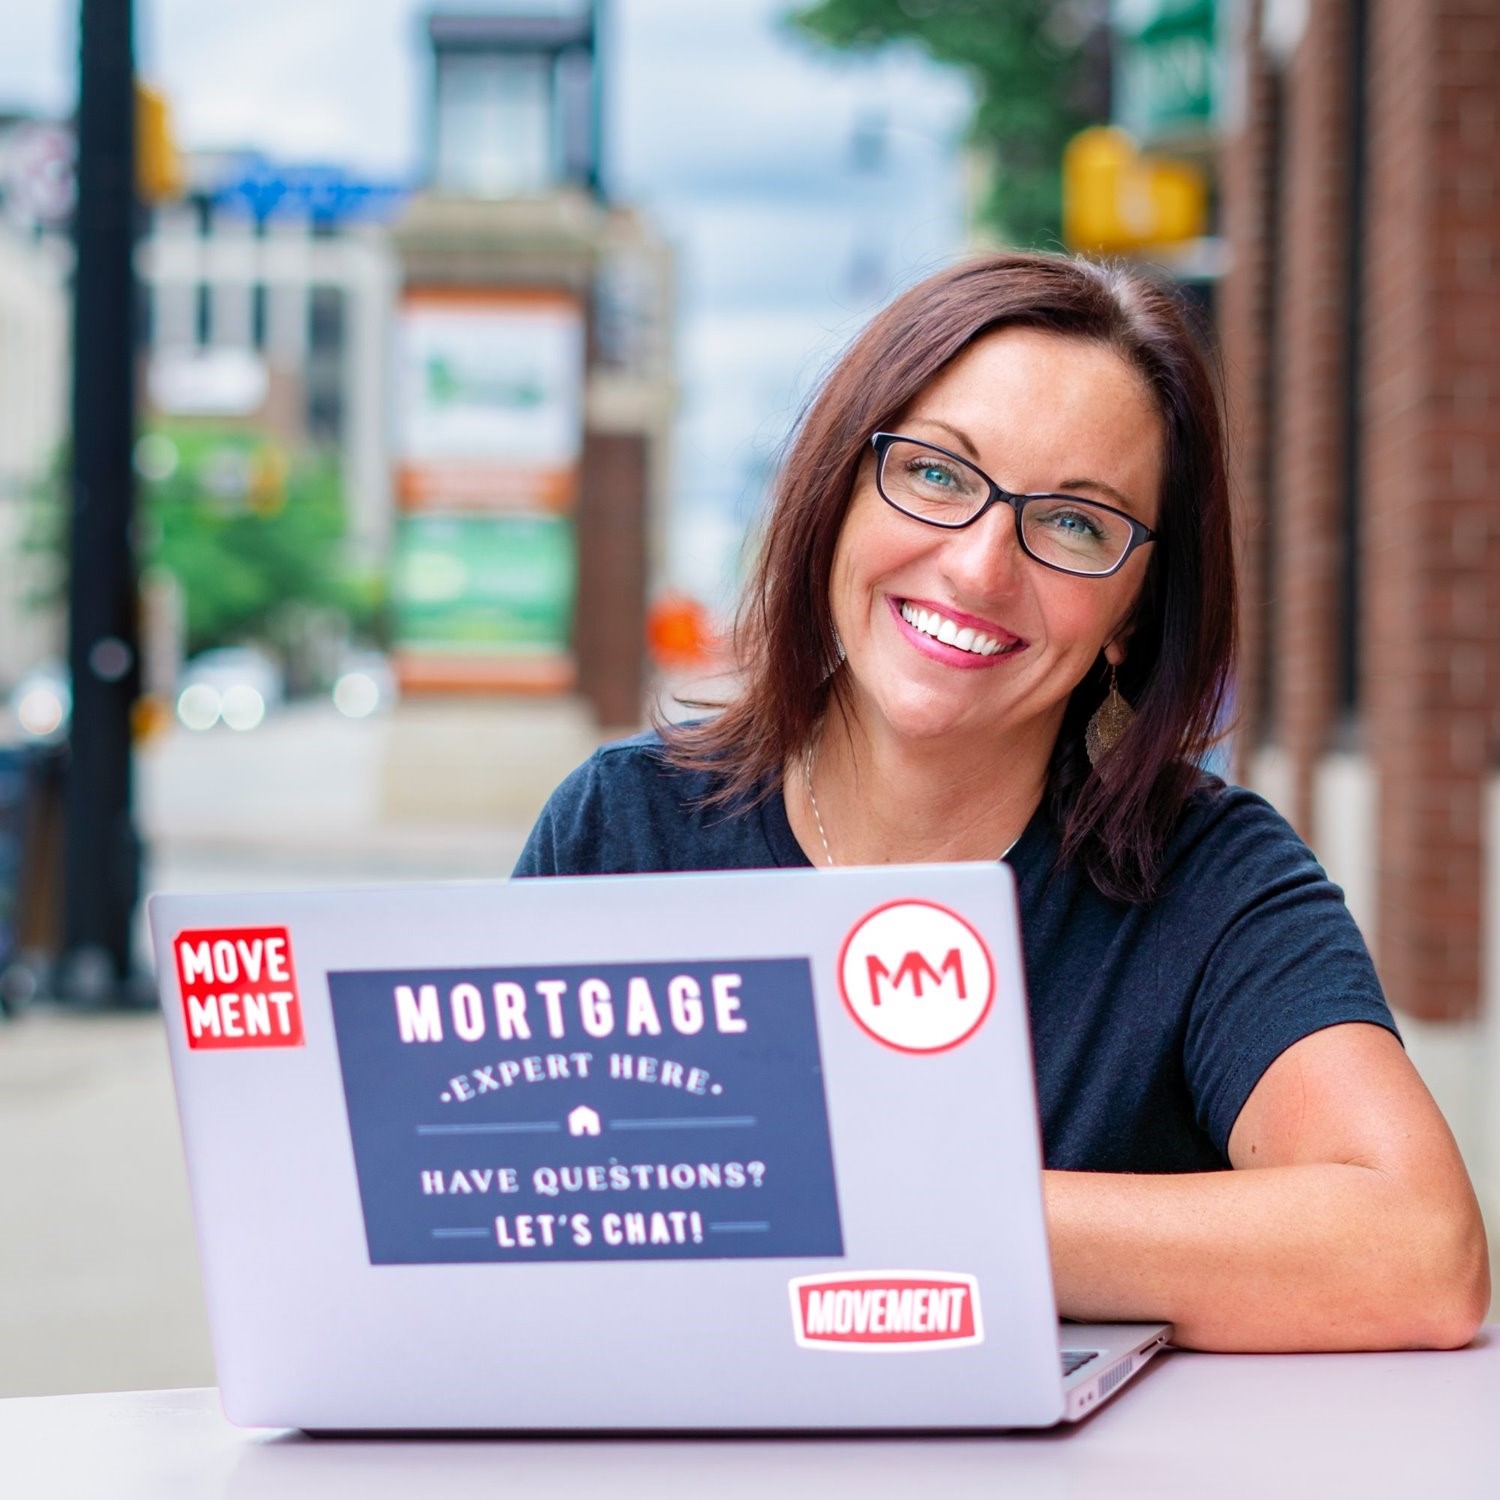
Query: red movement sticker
173 927 304 1051
789 1271 983 1351
837 900 995 1054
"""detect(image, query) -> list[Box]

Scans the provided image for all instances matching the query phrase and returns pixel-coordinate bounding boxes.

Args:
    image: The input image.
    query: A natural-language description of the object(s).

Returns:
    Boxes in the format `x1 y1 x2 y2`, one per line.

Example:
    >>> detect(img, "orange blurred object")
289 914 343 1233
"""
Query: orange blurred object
130 694 172 743
646 594 718 669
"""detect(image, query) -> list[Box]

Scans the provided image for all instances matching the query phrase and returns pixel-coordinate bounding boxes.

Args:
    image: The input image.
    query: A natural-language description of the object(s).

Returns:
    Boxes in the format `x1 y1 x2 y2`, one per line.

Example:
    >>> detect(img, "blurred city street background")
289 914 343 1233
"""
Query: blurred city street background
4 0 1500 1399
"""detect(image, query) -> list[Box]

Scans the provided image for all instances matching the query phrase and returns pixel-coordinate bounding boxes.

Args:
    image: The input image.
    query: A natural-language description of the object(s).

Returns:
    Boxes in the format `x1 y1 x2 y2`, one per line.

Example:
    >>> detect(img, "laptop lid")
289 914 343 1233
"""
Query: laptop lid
150 863 1082 1430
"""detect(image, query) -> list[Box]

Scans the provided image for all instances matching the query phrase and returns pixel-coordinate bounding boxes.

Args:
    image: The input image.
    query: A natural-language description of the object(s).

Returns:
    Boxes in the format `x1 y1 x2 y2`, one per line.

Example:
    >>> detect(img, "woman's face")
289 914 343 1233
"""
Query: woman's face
828 326 1164 762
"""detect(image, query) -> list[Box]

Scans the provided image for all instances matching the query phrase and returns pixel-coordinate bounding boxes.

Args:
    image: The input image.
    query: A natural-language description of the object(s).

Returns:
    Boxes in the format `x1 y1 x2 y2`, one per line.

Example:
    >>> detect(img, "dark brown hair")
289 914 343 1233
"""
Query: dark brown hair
665 251 1236 903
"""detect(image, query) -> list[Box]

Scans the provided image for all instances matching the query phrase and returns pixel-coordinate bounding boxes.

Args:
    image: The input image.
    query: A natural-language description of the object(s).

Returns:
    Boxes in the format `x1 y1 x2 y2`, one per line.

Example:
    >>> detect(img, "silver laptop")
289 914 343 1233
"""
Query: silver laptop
148 863 1169 1431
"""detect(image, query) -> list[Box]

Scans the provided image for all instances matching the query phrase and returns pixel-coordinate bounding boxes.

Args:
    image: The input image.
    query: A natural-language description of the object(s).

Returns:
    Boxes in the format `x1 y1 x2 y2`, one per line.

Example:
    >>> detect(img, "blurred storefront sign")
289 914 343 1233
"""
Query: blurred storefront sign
1112 0 1220 147
211 160 409 224
395 288 584 510
392 513 577 691
1 122 75 230
1062 125 1207 254
392 287 585 692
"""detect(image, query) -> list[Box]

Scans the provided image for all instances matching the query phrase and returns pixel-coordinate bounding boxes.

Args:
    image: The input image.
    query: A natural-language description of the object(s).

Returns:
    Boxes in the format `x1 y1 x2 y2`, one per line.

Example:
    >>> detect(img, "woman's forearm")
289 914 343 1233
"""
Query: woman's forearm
1043 1164 1490 1352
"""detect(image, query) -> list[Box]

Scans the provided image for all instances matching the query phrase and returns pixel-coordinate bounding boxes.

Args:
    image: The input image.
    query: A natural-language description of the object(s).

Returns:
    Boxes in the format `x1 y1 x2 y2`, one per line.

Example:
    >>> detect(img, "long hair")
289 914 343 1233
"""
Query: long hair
665 252 1236 903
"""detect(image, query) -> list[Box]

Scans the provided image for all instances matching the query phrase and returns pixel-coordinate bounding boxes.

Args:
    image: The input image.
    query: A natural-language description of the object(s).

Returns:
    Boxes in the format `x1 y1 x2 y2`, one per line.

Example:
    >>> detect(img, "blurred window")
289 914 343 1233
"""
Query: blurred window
251 284 268 351
136 279 153 350
195 281 211 348
306 285 345 445
308 286 344 353
434 52 556 197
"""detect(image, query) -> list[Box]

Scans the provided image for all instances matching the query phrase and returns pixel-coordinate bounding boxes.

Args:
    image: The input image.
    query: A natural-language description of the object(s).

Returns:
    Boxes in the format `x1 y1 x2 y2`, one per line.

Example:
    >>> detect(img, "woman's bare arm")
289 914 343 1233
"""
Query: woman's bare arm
1043 1023 1490 1351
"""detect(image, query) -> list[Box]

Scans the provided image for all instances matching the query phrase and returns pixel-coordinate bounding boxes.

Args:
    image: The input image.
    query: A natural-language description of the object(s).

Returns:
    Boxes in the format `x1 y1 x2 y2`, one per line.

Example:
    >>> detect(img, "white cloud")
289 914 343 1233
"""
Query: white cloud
0 0 73 115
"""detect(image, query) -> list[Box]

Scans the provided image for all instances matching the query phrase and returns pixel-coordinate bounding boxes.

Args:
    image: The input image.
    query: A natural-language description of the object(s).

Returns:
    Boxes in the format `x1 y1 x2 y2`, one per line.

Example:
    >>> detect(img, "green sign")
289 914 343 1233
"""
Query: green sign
392 513 576 652
1113 0 1219 144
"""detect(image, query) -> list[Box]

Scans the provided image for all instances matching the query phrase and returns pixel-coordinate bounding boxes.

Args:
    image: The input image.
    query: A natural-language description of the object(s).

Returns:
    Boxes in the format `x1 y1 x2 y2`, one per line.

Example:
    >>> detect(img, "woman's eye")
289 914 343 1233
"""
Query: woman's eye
1044 508 1103 537
909 461 961 489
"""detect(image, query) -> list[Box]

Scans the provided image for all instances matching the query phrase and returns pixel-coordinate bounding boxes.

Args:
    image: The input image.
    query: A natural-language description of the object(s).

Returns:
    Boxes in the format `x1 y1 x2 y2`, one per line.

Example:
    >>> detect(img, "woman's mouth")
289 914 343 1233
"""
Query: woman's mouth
896 598 1025 659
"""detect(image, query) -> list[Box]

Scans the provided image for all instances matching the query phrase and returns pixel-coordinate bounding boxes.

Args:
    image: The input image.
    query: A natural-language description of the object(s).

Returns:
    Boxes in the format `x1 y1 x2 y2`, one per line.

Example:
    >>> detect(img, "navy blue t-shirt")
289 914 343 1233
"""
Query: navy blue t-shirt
514 731 1397 1174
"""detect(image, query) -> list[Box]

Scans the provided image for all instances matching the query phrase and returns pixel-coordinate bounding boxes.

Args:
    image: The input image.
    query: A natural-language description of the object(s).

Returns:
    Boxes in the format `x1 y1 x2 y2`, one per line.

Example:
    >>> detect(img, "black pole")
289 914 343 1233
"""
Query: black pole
63 0 143 1003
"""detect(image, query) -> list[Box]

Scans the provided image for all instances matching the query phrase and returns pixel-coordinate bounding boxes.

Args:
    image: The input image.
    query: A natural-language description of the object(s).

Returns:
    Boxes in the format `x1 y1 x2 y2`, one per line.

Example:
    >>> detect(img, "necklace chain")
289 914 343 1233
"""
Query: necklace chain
803 736 1020 869
804 741 834 867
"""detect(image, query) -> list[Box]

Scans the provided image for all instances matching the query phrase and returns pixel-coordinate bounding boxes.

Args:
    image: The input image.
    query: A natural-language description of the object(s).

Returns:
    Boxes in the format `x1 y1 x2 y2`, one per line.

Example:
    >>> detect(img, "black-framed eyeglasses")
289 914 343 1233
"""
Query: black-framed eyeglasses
871 432 1158 579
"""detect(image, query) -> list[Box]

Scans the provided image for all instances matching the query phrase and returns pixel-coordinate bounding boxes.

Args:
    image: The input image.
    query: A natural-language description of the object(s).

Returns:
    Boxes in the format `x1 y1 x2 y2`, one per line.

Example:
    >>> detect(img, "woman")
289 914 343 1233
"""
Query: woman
516 253 1489 1351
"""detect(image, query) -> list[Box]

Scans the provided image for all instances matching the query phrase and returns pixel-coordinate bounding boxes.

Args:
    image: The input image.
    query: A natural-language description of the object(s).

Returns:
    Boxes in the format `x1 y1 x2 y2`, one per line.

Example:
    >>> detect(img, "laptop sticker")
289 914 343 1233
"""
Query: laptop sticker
328 958 844 1265
789 1271 983 1351
173 927 305 1050
836 900 995 1054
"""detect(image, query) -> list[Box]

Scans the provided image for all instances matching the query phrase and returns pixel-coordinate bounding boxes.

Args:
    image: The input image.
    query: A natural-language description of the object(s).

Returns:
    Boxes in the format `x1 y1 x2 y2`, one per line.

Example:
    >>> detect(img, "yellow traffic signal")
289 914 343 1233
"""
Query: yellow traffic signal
1063 126 1206 254
136 82 184 202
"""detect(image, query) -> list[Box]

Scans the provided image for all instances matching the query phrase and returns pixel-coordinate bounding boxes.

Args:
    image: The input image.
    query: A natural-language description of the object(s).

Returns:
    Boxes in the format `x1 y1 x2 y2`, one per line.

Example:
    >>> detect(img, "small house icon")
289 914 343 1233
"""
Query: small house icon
567 1105 602 1137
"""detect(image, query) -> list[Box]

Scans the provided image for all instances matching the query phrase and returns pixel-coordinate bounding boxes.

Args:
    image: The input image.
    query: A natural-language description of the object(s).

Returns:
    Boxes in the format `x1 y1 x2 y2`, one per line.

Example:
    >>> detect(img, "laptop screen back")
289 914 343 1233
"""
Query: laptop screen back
150 863 1067 1430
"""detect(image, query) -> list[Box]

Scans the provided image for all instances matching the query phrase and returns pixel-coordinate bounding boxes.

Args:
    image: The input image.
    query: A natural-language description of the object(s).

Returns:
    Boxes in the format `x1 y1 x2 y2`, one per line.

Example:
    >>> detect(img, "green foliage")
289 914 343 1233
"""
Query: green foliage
787 0 1099 246
140 427 374 656
17 448 69 613
23 428 384 658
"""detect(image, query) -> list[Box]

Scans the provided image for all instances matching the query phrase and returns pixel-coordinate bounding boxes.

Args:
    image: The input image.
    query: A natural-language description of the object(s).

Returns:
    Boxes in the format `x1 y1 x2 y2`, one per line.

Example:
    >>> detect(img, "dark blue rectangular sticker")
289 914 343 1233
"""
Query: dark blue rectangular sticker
329 958 844 1264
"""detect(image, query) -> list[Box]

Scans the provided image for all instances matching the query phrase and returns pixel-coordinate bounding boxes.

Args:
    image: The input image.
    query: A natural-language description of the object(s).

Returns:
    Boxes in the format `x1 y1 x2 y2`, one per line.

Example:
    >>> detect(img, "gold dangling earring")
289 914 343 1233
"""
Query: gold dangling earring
1085 665 1134 768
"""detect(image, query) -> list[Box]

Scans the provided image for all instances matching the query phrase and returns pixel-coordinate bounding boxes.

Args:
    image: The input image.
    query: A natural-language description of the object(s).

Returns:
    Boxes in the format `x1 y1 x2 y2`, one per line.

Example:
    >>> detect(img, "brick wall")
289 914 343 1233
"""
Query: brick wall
1363 0 1500 1021
1270 0 1354 837
1219 0 1276 773
1225 0 1500 1021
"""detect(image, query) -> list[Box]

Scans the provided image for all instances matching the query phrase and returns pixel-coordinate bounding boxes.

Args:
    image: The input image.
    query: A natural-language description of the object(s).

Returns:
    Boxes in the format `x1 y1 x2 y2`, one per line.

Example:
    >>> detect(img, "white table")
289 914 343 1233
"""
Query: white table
4 1332 1497 1500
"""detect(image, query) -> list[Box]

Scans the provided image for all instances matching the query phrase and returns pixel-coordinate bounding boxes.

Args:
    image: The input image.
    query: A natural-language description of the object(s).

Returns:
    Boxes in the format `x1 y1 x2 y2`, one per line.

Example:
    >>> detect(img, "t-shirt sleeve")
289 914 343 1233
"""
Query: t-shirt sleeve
1174 791 1400 1156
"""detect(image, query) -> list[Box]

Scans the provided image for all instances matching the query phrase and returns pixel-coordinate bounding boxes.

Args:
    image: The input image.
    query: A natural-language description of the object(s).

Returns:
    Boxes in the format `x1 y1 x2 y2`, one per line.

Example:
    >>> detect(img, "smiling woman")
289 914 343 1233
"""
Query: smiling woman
514 252 1489 1353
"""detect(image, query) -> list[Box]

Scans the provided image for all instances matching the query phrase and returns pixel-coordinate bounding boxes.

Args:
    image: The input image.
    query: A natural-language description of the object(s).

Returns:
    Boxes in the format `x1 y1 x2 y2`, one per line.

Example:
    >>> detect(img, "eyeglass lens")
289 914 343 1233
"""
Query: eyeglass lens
878 439 1134 575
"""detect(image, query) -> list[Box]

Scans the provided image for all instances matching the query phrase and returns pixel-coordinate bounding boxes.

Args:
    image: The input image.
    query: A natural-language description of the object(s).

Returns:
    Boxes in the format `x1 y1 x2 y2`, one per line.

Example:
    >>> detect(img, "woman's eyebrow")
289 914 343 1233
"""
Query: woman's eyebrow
907 417 1146 518
905 417 983 460
1059 476 1143 516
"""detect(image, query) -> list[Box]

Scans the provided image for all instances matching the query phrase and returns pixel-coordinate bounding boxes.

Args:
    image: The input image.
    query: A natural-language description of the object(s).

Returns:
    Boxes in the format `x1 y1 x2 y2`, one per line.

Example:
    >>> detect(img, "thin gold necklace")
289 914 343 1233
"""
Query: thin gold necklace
803 738 1020 868
804 741 834 867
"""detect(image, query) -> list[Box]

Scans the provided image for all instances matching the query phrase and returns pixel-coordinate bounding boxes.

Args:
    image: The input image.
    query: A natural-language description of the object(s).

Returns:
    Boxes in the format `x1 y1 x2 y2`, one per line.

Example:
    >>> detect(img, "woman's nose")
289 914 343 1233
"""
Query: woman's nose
939 499 1027 598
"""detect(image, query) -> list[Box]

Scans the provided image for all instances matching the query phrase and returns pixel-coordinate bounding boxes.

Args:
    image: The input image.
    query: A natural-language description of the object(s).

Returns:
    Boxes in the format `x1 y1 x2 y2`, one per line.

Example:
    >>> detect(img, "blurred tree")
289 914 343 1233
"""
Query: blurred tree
18 447 70 615
787 0 1108 247
141 428 383 657
22 429 385 665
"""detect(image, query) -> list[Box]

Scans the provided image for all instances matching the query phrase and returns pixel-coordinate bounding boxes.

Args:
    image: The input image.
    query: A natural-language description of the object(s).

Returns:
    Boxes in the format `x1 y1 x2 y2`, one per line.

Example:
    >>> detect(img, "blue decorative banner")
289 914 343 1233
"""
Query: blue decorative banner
328 958 844 1265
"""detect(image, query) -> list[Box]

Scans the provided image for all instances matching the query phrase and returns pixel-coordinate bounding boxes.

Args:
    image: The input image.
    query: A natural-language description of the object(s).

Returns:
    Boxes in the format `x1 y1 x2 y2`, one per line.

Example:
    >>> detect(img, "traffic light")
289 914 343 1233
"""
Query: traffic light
136 82 183 202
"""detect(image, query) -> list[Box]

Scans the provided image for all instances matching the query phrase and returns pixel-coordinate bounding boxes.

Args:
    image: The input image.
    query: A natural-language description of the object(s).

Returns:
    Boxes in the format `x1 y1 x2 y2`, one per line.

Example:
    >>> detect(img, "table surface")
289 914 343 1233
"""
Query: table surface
4 1331 1497 1500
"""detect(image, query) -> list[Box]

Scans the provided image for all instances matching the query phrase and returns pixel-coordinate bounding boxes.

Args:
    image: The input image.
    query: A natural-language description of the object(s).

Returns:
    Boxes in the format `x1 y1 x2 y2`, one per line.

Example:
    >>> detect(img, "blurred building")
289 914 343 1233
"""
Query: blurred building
137 155 404 567
1217 1 1500 1192
0 117 70 687
388 5 673 727
0 111 408 687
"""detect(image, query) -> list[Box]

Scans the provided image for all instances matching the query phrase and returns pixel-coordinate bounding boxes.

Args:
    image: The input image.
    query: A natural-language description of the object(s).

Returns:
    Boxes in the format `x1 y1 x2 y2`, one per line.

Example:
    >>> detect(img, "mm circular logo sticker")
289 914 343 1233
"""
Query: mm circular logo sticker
837 900 995 1054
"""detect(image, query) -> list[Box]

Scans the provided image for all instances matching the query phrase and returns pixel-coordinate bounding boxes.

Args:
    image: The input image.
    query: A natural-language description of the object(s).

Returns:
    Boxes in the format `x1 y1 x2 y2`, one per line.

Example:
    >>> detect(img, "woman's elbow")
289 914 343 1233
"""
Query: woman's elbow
1390 1200 1491 1350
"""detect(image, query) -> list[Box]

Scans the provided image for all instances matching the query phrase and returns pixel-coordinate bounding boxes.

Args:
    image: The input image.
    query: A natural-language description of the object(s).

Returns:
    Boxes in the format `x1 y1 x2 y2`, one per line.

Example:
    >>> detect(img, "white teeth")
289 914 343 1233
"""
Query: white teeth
899 601 1016 658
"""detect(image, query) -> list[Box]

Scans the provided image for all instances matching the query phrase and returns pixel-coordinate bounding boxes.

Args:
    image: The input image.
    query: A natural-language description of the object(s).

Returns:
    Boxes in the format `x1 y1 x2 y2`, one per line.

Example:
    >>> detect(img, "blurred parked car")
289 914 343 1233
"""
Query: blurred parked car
175 647 284 732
